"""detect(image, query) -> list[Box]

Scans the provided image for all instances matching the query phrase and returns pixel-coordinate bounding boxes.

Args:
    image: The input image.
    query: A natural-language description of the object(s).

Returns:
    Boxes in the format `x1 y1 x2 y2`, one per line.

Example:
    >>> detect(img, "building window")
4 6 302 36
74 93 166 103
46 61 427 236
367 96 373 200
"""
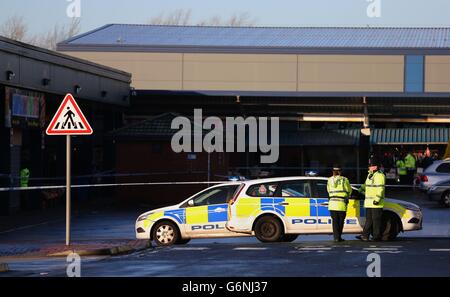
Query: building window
405 55 424 93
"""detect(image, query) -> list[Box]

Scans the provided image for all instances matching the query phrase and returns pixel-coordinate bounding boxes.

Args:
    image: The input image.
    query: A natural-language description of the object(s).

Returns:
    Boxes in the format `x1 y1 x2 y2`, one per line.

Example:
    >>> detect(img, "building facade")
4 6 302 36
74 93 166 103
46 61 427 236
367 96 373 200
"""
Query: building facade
0 36 131 214
57 25 450 185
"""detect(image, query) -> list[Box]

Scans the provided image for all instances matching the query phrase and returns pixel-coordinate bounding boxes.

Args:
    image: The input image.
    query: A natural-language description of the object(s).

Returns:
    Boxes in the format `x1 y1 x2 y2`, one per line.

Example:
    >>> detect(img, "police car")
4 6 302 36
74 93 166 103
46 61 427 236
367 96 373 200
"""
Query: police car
226 177 423 242
135 182 247 245
135 177 423 245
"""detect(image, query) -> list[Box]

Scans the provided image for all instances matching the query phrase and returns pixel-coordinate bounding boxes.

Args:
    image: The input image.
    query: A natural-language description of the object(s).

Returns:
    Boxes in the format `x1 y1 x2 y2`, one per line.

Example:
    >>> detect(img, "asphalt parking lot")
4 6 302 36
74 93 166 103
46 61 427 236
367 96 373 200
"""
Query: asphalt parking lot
1 190 449 277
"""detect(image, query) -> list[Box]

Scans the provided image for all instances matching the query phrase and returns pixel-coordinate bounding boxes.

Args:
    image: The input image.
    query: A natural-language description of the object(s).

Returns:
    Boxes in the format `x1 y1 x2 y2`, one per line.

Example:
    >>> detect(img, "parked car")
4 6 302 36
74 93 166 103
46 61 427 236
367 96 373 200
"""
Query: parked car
427 178 450 207
226 177 422 243
418 159 450 191
136 176 423 245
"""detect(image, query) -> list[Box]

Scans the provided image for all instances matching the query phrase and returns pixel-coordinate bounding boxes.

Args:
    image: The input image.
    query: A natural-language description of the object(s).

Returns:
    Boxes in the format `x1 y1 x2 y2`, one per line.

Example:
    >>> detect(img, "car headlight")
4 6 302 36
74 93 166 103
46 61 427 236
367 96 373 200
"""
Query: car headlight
137 213 152 221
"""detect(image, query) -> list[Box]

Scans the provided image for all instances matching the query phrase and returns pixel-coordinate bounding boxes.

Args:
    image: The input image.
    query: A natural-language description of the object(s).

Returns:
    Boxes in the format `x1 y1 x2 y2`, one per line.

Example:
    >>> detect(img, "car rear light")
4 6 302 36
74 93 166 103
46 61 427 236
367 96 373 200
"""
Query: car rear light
230 183 245 205
422 175 428 182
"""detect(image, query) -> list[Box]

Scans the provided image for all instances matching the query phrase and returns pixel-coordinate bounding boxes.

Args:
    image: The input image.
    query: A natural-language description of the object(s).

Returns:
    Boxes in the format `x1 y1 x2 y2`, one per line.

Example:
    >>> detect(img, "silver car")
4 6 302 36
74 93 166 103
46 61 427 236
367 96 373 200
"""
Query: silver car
418 159 450 191
427 178 450 208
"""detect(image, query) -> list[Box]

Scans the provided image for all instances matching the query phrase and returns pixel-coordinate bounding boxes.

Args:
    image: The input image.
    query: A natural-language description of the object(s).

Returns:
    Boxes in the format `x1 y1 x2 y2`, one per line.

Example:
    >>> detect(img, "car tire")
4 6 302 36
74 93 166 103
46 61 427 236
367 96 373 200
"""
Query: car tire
381 213 401 241
152 221 179 246
175 238 191 245
441 191 450 208
281 234 298 242
254 216 283 243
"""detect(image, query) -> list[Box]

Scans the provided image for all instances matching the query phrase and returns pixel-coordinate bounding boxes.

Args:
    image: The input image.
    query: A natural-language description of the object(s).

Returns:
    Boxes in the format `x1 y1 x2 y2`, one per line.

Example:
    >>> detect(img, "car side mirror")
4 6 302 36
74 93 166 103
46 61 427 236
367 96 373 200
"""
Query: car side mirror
187 199 195 207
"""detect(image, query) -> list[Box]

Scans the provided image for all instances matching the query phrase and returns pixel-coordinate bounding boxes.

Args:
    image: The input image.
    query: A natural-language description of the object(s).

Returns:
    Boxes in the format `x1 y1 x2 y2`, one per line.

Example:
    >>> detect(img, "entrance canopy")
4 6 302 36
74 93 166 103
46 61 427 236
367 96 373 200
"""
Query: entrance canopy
281 128 450 146
372 128 450 145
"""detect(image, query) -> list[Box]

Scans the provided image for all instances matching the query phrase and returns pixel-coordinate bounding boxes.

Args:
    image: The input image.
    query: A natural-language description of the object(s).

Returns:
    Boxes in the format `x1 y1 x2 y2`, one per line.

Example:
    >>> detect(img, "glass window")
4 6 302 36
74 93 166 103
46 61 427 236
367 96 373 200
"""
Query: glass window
436 163 450 173
315 181 329 198
191 185 239 206
405 55 424 93
246 183 278 197
280 181 311 197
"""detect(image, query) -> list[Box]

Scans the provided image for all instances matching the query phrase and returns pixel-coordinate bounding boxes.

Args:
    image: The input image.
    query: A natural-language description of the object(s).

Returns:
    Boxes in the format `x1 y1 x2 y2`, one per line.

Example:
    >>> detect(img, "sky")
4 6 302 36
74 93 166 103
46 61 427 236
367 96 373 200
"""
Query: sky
0 0 449 36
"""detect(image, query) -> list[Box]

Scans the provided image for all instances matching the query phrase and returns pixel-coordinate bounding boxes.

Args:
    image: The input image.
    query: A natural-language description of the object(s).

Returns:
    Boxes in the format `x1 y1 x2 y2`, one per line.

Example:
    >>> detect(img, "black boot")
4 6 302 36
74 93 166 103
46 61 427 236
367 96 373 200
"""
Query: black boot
356 235 369 241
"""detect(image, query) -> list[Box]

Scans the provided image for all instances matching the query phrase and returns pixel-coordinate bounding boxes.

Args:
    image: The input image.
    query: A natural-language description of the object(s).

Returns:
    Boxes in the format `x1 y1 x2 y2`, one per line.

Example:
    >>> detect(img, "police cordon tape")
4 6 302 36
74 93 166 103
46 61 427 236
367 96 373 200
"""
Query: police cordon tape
0 171 208 181
0 181 436 192
0 165 427 181
0 181 226 192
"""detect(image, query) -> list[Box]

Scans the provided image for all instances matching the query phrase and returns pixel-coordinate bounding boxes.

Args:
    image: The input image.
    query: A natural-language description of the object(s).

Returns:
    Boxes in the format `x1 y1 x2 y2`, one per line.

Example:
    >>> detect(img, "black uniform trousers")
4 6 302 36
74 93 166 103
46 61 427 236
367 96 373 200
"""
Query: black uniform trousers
406 169 415 185
362 208 383 240
330 210 346 240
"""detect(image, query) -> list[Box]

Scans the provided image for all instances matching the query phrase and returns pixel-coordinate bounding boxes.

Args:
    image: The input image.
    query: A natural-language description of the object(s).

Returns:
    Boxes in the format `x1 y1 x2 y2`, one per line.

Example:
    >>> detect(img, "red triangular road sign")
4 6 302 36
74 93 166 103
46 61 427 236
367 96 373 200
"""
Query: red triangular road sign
46 93 93 135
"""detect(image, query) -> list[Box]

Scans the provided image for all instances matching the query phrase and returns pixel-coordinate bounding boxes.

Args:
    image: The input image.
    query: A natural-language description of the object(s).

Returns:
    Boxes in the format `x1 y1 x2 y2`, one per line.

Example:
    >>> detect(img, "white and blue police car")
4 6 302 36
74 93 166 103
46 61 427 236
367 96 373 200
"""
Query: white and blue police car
136 177 423 245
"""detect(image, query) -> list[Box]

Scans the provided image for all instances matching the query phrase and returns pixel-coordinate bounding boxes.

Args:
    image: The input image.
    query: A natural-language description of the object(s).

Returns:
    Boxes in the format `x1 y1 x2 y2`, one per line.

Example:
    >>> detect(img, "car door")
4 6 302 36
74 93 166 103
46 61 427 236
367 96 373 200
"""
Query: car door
312 180 333 233
279 180 317 233
313 180 363 233
184 185 238 237
349 187 366 232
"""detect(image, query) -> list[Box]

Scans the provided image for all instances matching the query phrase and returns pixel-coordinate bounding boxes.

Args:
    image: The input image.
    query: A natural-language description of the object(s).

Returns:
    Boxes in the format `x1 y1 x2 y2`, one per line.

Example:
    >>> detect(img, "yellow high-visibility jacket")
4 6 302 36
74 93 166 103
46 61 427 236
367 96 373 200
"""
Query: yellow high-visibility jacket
396 160 407 176
404 154 416 170
20 168 30 188
327 175 352 211
359 170 385 209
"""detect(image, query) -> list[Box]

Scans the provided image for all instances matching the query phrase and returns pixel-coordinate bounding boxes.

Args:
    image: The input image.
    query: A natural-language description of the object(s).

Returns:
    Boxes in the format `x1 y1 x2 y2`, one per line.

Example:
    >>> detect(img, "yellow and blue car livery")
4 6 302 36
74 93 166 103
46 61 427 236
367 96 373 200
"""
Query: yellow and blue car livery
136 177 423 244
226 177 423 240
135 182 248 242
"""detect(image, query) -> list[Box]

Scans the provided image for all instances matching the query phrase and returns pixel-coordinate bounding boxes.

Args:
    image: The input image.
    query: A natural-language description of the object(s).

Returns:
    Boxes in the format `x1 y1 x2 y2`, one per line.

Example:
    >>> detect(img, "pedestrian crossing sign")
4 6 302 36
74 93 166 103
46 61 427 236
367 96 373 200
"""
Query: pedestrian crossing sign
46 93 93 135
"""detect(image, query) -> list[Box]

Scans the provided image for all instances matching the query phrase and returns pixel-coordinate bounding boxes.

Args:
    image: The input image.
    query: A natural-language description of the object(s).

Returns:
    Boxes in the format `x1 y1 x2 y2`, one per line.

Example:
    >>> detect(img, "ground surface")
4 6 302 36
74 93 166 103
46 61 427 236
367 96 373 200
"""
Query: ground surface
0 190 449 277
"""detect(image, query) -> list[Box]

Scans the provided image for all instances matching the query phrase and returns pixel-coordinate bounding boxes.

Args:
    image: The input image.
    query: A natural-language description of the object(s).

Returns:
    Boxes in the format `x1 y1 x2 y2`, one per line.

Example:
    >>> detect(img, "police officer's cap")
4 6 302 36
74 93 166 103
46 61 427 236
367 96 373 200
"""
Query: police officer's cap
369 157 381 167
332 164 342 171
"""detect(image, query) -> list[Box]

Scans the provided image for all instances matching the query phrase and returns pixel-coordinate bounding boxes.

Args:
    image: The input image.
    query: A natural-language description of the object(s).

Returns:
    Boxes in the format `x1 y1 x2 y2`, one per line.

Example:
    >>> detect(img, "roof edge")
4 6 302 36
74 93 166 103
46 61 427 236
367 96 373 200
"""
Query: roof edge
58 23 114 45
56 43 450 55
0 35 131 83
79 23 450 30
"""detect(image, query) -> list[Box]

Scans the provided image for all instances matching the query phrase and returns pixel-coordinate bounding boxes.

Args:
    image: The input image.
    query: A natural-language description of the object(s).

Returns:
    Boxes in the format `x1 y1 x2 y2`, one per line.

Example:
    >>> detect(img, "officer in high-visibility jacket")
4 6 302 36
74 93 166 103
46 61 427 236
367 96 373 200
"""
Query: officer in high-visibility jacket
20 167 30 210
20 168 30 187
395 157 407 185
356 158 386 242
404 152 416 185
327 165 352 242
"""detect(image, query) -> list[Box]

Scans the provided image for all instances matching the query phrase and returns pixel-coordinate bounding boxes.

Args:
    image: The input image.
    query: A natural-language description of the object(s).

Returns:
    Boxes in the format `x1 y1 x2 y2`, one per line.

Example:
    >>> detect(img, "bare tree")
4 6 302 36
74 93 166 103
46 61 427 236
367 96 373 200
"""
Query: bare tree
198 12 256 26
30 18 81 50
148 9 257 27
0 15 28 41
148 9 192 25
1 15 80 50
65 18 81 39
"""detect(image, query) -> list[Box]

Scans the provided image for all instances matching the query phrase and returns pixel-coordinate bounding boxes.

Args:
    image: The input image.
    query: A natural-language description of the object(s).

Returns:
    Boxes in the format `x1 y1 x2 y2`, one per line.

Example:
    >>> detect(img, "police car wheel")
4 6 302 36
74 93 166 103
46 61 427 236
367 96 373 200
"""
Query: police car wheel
152 221 179 246
281 234 298 242
254 216 283 243
381 213 400 241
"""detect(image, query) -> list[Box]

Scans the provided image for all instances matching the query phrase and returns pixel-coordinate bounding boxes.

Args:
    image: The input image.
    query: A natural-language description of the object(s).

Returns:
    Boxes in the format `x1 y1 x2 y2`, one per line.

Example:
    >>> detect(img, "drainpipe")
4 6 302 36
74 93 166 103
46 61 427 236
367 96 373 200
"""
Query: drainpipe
359 97 371 184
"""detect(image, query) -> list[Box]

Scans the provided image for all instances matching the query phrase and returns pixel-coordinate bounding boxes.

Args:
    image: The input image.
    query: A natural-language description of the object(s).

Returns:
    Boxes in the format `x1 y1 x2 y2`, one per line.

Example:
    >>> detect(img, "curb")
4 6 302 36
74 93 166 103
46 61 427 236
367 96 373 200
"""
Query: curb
0 263 9 273
47 241 152 257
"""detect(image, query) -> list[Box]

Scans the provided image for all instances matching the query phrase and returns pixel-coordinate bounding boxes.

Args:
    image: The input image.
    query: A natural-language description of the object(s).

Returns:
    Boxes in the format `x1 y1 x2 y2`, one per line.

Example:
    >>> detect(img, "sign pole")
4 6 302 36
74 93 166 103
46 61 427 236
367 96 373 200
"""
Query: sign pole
46 94 92 246
66 135 71 246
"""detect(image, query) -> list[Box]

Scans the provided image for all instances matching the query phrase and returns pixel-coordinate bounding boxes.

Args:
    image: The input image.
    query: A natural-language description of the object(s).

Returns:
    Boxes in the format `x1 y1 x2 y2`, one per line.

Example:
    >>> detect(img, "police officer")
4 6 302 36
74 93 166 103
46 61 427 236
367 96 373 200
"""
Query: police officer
327 165 352 242
20 167 30 188
395 153 407 185
20 167 30 210
356 158 386 242
404 152 416 185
